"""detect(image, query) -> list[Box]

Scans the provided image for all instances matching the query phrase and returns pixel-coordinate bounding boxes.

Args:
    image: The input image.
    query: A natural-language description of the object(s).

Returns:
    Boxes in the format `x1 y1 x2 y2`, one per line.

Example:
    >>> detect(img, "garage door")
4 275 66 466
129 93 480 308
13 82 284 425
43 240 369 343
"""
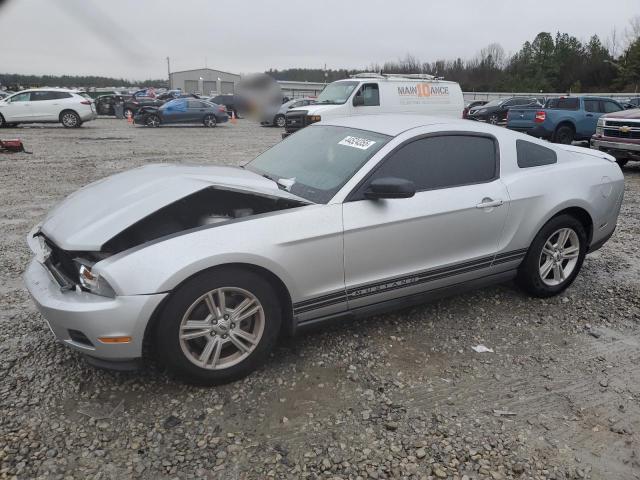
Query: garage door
221 81 235 94
203 81 217 95
184 80 198 94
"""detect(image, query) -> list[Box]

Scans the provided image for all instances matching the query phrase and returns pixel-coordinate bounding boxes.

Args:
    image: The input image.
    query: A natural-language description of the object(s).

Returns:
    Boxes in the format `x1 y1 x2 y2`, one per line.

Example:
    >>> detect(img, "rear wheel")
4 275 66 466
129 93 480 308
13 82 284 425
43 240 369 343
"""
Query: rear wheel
124 108 134 119
553 125 574 144
155 267 282 385
145 114 160 127
516 214 587 297
60 111 81 128
274 114 286 127
203 114 217 128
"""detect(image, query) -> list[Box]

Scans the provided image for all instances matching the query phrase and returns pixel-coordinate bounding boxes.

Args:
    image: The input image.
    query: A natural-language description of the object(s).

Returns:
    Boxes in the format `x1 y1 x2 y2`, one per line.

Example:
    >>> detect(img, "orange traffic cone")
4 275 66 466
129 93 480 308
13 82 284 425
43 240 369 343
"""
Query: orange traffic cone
127 111 133 124
230 110 237 124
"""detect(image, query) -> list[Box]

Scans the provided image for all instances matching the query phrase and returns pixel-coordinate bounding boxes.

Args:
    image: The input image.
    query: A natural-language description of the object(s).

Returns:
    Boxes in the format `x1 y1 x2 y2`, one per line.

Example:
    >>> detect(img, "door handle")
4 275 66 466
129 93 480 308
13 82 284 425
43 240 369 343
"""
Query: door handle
476 198 504 209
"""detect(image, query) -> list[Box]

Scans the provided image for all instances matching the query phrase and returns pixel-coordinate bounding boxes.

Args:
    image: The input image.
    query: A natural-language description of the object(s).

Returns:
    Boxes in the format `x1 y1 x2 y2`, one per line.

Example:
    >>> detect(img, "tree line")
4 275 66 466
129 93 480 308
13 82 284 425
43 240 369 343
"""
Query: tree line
3 20 639 94
269 21 640 93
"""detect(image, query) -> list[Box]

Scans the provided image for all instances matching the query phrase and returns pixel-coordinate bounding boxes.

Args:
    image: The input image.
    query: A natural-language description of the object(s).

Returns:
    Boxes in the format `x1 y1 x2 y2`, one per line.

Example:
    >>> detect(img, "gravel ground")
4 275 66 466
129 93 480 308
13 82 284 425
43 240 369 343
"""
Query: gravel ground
1 118 639 480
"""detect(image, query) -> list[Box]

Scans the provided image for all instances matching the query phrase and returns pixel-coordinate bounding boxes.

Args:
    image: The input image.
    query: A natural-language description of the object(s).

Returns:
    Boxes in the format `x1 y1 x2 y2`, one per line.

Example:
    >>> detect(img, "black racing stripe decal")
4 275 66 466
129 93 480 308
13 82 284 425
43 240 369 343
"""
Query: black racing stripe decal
347 259 493 301
293 248 528 314
294 290 347 308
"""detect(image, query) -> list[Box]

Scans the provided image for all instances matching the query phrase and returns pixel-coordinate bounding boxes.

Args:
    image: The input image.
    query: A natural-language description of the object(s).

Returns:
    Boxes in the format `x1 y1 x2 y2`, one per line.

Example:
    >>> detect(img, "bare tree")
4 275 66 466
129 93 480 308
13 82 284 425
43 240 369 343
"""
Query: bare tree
606 26 620 58
625 15 640 46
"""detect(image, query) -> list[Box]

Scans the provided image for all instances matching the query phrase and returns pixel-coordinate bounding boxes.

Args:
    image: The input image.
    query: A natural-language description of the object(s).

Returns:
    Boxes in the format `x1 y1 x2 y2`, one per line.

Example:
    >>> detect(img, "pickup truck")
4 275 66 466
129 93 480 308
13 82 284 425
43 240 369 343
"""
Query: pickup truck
591 108 640 166
507 96 624 144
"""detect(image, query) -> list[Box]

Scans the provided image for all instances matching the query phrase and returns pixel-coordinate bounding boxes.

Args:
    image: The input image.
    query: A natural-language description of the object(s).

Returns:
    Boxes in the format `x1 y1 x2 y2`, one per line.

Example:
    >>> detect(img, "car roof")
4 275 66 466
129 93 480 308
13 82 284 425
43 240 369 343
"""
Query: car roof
19 88 80 93
318 114 480 136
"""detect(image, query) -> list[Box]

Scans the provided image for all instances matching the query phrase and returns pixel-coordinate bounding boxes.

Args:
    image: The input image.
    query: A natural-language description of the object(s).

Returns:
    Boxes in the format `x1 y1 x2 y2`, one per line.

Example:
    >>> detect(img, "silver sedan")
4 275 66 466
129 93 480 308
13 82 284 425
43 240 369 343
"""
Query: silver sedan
24 115 624 384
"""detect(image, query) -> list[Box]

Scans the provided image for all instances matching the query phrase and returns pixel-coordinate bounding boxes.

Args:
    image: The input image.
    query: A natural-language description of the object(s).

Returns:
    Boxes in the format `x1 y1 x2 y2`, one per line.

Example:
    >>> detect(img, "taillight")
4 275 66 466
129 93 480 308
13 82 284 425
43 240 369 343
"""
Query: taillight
534 111 546 123
218 106 226 112
80 100 91 105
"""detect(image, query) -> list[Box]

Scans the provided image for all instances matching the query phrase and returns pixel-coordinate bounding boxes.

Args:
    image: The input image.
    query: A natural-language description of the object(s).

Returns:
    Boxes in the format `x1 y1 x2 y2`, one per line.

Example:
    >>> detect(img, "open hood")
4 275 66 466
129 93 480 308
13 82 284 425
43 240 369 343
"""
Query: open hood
40 164 309 251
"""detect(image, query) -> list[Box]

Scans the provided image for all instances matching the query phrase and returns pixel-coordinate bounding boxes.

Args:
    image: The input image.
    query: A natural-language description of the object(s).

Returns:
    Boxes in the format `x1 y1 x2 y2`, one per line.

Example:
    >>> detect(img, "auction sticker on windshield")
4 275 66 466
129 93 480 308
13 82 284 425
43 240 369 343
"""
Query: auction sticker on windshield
338 136 377 150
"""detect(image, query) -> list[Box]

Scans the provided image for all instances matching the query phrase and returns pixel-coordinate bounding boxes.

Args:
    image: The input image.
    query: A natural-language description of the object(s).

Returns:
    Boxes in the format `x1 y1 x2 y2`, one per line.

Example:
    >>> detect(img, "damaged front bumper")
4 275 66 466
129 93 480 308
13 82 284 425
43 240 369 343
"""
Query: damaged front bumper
23 232 167 364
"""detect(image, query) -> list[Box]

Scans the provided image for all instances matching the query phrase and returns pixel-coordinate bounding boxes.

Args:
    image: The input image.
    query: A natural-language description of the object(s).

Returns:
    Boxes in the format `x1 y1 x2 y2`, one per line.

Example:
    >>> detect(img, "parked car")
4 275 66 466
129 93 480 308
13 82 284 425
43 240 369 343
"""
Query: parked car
24 114 623 384
260 97 316 127
507 96 624 144
156 91 205 102
133 98 228 127
467 97 540 124
123 95 164 119
0 91 10 99
0 88 96 128
210 94 247 117
94 94 132 116
591 108 640 166
463 100 487 119
284 73 464 136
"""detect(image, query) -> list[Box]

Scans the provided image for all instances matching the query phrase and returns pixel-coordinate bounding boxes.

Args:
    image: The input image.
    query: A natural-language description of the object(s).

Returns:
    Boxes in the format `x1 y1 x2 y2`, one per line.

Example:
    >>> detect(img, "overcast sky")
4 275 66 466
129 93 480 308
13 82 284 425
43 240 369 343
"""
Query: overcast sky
0 0 638 80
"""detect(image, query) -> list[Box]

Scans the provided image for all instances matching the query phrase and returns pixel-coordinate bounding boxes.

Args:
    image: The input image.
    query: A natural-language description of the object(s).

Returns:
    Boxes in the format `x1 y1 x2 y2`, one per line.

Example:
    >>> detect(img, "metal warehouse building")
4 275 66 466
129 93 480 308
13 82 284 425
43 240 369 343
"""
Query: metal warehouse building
169 68 241 96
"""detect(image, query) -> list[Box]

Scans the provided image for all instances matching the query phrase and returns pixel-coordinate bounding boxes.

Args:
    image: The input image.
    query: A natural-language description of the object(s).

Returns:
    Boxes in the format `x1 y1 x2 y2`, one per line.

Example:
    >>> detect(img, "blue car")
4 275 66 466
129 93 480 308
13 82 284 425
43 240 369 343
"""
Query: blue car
134 98 229 127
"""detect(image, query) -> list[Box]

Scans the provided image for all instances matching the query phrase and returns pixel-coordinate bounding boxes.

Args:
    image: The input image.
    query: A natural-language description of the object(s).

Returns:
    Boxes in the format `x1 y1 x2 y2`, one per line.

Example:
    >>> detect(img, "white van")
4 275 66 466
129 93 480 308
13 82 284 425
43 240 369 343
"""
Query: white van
283 73 464 136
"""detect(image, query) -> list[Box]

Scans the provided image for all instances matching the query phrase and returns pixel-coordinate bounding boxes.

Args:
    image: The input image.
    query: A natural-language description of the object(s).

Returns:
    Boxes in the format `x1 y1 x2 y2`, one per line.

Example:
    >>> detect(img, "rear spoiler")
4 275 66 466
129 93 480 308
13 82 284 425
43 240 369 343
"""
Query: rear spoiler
557 144 616 162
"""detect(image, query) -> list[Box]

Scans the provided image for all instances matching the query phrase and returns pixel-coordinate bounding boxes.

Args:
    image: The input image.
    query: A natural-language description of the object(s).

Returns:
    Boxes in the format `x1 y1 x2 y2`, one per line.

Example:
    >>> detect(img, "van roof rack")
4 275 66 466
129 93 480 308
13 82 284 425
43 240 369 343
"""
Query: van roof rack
383 73 437 80
349 72 441 81
349 72 385 79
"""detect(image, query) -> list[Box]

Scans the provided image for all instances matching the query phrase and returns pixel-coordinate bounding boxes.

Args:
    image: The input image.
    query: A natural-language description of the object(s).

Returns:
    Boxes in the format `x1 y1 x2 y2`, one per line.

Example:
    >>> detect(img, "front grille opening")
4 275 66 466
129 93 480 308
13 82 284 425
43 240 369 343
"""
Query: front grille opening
68 329 94 347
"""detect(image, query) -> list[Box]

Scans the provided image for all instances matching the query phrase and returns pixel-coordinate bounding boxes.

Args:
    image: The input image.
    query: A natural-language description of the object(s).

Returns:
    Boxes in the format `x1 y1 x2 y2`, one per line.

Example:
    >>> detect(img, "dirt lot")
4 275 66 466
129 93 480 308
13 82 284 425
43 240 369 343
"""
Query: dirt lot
1 118 639 480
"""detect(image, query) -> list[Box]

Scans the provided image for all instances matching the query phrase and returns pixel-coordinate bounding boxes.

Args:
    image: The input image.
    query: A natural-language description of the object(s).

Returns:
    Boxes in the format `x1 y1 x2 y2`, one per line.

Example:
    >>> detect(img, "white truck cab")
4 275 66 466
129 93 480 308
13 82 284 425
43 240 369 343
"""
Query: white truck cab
283 73 464 136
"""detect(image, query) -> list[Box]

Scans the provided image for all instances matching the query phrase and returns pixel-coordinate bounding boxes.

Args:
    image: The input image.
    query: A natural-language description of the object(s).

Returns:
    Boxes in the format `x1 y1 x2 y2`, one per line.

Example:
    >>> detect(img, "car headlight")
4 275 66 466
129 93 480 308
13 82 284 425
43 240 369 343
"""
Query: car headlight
78 264 116 297
306 115 321 123
595 117 605 136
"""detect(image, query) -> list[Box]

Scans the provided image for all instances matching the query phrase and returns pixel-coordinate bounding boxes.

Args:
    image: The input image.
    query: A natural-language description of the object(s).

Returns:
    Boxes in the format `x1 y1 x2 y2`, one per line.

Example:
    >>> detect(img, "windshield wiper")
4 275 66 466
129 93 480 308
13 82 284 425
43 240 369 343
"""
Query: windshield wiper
261 173 287 191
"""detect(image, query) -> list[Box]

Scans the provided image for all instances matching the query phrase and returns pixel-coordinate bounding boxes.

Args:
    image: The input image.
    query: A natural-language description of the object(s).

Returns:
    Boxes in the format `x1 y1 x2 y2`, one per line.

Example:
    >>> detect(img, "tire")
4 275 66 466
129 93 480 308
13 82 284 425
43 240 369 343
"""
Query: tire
274 114 286 127
0 113 5 128
553 125 574 144
155 267 282 385
516 214 587 298
60 110 81 128
488 114 499 125
203 114 217 128
616 158 629 167
145 114 160 127
124 108 134 119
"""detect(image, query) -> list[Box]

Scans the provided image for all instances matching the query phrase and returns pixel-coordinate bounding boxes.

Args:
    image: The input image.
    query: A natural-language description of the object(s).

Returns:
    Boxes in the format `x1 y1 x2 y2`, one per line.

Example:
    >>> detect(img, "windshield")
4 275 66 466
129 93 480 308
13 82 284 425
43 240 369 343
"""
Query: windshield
315 81 359 105
246 125 391 203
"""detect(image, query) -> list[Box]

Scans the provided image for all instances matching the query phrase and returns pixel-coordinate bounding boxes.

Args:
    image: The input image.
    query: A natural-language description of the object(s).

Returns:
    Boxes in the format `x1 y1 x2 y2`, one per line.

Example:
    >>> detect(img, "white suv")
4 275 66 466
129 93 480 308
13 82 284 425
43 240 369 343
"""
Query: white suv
0 88 97 128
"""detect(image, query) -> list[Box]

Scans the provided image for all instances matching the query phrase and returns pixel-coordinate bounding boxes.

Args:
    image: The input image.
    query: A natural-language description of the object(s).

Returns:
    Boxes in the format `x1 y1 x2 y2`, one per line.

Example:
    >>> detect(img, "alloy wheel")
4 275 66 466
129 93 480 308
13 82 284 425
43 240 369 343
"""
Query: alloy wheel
538 228 580 286
61 112 78 127
179 287 265 370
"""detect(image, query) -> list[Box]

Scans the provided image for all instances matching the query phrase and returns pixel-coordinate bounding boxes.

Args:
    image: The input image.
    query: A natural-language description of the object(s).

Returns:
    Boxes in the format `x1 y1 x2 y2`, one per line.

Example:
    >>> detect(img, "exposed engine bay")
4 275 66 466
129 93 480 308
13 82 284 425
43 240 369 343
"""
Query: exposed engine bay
102 186 306 254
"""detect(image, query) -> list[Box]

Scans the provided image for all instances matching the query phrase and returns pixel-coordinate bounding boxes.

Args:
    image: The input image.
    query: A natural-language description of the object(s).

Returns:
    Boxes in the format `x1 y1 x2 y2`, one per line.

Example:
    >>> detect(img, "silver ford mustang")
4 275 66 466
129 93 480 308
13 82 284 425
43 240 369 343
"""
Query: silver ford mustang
24 115 624 384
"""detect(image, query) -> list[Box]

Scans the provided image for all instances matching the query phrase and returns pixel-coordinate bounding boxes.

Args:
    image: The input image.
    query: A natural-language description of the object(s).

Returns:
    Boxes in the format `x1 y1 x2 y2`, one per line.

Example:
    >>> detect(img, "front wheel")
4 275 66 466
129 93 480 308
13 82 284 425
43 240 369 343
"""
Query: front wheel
274 114 286 127
203 114 217 128
60 111 81 128
155 267 282 385
516 214 587 297
488 114 499 125
145 114 160 127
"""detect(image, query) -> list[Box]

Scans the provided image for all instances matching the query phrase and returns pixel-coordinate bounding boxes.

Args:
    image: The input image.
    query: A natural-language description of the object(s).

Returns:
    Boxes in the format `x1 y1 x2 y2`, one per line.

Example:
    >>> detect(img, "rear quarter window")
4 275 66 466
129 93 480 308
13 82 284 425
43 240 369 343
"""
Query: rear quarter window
516 140 557 168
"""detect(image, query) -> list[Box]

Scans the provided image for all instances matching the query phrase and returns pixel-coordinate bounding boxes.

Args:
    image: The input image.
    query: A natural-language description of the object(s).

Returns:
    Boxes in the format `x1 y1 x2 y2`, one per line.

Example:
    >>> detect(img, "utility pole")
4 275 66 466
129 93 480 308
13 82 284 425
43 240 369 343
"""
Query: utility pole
167 57 171 89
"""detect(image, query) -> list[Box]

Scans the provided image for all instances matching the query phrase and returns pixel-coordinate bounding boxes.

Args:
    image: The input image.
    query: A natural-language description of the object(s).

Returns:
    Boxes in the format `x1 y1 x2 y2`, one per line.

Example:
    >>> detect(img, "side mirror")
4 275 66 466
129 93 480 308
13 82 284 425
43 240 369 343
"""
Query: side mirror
364 177 415 200
353 95 364 107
